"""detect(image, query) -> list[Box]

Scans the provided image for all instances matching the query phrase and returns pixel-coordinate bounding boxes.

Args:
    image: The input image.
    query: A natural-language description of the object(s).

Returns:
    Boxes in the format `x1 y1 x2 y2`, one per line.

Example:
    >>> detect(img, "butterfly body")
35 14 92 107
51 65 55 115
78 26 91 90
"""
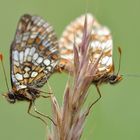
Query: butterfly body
92 73 122 86
6 87 40 103
3 14 59 105
59 13 122 86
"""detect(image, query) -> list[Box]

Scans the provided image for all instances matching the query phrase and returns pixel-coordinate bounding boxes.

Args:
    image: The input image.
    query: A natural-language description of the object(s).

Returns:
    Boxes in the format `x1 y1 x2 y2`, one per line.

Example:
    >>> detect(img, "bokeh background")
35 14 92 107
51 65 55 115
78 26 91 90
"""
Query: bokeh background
0 0 140 140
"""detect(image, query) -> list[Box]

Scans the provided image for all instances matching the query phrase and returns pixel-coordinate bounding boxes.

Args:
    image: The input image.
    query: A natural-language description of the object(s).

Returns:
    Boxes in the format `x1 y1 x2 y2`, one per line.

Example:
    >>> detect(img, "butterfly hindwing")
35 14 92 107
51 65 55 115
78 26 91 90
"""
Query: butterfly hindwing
59 13 113 78
10 14 59 89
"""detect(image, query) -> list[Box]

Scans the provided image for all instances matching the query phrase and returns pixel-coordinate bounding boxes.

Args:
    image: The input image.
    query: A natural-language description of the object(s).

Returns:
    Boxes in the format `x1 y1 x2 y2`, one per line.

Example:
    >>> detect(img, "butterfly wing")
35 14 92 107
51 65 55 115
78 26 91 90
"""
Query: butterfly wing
59 13 113 78
10 14 59 90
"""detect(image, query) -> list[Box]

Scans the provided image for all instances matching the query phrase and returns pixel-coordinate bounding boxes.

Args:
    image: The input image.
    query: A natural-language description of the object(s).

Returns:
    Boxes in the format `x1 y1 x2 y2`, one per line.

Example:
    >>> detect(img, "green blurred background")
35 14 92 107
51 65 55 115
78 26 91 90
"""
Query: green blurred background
0 0 140 140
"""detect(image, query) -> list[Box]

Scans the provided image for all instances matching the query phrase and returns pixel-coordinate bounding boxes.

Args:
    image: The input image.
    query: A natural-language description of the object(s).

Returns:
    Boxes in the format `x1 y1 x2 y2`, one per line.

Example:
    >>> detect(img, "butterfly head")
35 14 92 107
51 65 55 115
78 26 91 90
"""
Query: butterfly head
3 91 16 104
108 47 122 84
108 74 122 84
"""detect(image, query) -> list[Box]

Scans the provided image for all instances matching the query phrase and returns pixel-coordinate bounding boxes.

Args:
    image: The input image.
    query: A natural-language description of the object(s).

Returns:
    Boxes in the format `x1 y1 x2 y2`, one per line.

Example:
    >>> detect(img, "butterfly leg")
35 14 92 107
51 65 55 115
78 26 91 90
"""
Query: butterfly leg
28 86 53 95
38 82 53 97
40 95 51 98
32 102 57 126
28 82 53 96
27 101 47 125
85 84 101 116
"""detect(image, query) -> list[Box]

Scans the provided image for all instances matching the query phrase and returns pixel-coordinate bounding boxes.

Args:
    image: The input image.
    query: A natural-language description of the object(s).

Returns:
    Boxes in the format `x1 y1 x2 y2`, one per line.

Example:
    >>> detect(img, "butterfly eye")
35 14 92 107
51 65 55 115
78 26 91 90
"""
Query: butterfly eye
109 75 122 84
109 75 118 84
109 75 117 81
7 93 16 104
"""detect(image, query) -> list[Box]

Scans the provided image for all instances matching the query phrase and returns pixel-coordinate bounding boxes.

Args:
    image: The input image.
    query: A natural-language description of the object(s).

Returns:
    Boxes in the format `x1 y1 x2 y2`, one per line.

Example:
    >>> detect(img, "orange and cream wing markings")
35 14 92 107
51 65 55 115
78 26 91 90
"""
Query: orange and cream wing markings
59 13 113 77
11 14 59 90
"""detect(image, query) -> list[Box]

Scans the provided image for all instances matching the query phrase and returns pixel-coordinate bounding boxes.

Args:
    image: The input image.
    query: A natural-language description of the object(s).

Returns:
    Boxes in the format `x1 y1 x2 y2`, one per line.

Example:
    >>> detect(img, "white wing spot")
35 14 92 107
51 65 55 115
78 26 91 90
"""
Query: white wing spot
24 48 30 61
46 66 52 71
31 71 38 78
31 32 38 39
15 73 23 81
33 53 39 60
16 35 22 43
29 47 36 56
27 56 32 62
43 59 50 66
19 51 24 64
101 56 110 65
106 57 112 66
97 27 110 36
105 40 112 49
22 32 30 41
24 66 31 72
14 61 20 66
13 51 19 61
75 37 82 45
44 70 48 74
17 85 27 90
51 61 58 68
24 73 29 78
36 57 43 64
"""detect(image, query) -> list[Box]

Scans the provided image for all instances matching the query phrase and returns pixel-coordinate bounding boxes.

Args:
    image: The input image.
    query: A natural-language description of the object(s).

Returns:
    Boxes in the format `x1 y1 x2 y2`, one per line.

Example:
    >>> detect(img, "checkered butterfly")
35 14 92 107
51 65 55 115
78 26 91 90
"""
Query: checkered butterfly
59 13 122 103
1 14 59 124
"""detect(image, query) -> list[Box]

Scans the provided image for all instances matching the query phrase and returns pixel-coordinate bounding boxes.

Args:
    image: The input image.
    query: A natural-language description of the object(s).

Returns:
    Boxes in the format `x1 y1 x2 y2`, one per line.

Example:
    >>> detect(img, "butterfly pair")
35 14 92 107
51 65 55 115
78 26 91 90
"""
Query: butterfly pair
0 13 122 124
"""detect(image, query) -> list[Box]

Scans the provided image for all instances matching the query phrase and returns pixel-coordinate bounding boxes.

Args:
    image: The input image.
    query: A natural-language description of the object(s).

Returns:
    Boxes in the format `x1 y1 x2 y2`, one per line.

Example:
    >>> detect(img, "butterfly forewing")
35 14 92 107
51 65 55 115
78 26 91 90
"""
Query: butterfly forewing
59 13 113 79
11 14 59 90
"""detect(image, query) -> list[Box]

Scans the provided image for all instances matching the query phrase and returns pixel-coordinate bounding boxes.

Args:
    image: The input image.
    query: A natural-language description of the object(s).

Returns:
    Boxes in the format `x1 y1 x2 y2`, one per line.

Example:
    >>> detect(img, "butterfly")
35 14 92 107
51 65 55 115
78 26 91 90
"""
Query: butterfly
0 14 59 125
58 13 122 108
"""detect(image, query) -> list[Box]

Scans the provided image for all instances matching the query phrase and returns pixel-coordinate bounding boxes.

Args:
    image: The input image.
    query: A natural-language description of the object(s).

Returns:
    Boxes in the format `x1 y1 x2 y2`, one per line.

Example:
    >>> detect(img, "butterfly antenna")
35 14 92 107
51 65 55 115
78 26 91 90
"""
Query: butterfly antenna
116 47 122 76
116 48 140 78
0 53 10 91
123 74 140 78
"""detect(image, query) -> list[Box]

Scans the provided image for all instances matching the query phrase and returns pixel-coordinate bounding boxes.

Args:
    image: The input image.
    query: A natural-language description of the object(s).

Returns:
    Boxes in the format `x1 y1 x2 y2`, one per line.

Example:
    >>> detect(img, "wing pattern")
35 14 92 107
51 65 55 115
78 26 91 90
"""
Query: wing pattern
11 14 59 90
59 13 113 78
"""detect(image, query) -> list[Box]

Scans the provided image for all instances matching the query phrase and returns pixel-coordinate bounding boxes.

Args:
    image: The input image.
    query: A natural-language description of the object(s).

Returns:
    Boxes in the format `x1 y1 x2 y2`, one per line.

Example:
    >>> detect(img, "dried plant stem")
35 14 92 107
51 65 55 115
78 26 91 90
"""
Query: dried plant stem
47 16 102 140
